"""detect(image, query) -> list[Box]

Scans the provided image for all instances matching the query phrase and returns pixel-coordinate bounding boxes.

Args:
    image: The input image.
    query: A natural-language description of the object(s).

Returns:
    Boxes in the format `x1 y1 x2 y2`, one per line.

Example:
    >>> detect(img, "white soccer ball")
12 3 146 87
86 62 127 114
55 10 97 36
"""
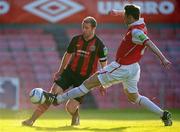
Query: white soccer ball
29 88 46 104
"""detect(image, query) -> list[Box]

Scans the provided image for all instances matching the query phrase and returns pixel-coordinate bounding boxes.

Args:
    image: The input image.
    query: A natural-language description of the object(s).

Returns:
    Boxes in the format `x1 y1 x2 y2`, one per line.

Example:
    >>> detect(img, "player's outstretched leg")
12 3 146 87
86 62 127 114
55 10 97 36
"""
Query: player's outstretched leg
22 84 63 126
161 110 172 126
22 103 50 126
124 89 173 126
43 84 90 105
22 92 57 126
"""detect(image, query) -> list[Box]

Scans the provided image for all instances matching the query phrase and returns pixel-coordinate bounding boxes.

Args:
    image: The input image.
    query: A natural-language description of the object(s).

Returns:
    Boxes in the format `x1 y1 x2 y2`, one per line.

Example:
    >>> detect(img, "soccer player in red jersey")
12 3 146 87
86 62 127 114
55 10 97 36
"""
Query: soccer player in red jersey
45 5 172 126
22 16 108 126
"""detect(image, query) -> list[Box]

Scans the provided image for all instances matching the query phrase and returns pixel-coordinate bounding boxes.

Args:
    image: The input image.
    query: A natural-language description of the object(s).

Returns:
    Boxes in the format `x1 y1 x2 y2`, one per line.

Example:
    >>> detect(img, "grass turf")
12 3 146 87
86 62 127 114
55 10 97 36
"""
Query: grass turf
0 109 179 132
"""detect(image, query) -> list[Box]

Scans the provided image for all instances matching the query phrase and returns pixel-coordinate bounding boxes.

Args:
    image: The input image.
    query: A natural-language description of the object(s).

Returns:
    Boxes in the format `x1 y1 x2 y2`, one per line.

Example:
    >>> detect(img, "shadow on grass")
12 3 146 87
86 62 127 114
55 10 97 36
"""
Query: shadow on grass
32 125 131 132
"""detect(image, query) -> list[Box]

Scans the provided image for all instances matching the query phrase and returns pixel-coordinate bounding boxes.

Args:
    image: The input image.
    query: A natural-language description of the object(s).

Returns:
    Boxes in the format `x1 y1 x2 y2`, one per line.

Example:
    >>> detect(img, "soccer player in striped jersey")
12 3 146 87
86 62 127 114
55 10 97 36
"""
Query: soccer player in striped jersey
45 5 172 126
22 16 108 126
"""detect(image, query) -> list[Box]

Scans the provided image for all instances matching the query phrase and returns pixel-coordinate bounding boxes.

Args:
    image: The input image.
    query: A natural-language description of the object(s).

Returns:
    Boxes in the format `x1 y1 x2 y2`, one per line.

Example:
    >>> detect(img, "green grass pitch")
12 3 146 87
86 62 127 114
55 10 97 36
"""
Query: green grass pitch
0 109 180 132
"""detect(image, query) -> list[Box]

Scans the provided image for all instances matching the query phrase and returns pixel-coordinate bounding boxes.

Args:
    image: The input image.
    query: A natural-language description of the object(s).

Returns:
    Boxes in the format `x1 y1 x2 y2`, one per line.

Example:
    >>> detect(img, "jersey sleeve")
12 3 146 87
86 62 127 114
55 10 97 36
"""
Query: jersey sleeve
98 40 108 62
131 29 149 45
67 36 77 53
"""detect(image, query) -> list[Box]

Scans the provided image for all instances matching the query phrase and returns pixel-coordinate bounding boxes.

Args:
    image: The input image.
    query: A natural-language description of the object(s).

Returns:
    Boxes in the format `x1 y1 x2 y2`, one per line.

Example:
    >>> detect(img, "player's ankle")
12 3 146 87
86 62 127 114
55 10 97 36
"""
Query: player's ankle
28 119 35 124
71 109 80 126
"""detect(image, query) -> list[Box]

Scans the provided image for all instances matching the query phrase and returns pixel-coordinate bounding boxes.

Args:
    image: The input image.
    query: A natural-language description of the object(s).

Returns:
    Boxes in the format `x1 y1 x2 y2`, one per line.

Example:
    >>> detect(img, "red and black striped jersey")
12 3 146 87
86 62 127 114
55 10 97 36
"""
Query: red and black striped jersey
67 35 107 77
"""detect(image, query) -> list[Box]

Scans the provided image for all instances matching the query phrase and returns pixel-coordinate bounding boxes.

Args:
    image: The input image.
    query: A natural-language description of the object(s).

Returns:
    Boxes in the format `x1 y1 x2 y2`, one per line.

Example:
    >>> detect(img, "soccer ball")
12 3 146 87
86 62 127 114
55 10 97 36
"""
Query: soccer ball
29 88 46 104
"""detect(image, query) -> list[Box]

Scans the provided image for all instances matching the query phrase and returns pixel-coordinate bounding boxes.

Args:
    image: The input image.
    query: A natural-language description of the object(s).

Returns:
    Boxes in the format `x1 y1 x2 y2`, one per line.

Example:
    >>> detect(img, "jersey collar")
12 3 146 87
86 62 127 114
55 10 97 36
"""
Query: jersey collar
129 18 145 27
82 35 96 43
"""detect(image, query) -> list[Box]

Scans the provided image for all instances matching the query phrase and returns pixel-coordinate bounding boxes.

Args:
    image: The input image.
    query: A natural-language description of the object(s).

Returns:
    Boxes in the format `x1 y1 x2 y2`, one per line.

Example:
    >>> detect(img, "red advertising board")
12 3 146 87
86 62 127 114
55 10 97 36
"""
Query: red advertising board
0 0 180 24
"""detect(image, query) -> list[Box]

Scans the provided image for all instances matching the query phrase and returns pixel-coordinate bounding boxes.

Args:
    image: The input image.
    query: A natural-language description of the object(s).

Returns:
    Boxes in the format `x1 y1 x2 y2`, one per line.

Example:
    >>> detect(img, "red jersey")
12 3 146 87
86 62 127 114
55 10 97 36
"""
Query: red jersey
116 19 149 65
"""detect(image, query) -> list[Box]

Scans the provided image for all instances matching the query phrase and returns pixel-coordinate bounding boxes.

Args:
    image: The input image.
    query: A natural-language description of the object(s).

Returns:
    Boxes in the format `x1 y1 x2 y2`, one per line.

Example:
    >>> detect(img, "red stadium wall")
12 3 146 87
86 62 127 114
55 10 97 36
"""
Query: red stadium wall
0 0 180 24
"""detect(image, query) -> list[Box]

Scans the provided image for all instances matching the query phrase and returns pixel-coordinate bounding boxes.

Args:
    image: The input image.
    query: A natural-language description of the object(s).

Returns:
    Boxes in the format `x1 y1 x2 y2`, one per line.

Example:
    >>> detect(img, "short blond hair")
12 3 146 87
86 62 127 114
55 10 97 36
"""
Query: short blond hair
82 16 97 27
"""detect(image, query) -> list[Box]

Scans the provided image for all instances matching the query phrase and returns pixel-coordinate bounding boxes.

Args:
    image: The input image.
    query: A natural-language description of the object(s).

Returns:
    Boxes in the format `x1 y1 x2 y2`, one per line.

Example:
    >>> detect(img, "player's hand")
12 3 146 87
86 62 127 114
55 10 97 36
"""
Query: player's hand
161 58 172 69
99 86 106 96
108 9 121 16
53 72 61 81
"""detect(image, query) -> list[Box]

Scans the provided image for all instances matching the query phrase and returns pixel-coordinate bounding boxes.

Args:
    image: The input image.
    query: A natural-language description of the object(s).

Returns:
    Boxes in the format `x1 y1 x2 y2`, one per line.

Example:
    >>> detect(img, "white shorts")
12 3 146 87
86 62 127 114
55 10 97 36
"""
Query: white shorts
97 61 140 93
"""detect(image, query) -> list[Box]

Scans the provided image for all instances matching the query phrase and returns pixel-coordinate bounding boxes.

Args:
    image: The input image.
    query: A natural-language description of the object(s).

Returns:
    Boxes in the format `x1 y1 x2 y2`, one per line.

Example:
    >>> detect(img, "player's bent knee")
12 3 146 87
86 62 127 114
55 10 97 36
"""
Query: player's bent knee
83 73 101 89
128 97 136 103
127 94 140 104
134 95 143 104
66 100 80 115
50 84 63 94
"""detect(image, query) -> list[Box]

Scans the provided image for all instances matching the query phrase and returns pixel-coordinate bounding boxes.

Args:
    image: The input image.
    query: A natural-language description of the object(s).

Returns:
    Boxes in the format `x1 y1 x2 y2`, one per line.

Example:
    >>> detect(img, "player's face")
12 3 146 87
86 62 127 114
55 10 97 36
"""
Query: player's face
82 23 95 38
124 13 136 25
124 14 132 25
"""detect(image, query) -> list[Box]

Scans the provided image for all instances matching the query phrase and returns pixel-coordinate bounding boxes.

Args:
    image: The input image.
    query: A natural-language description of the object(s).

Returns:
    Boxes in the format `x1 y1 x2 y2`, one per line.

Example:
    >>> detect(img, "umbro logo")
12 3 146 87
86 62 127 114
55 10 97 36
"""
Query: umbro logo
24 0 84 23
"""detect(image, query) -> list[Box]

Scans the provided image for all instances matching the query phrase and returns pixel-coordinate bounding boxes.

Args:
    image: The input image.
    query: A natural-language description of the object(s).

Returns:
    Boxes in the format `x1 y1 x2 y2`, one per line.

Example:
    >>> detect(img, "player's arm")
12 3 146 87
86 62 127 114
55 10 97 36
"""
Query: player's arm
56 52 72 74
99 46 108 68
99 60 107 68
144 40 171 69
99 59 107 96
98 42 108 96
132 29 171 69
108 9 122 16
54 37 76 80
54 53 72 81
99 58 108 96
98 45 108 68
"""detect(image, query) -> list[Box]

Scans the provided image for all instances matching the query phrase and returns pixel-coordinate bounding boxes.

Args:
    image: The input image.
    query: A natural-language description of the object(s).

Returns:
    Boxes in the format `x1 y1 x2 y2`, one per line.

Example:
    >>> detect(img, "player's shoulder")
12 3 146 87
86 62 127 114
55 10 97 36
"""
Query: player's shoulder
131 29 144 35
131 28 148 39
71 34 81 40
95 35 104 46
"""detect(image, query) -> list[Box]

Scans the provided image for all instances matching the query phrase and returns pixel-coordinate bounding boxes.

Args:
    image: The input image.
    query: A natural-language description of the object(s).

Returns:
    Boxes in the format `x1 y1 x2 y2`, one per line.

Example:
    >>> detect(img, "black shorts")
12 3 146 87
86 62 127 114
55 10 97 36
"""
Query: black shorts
54 67 88 103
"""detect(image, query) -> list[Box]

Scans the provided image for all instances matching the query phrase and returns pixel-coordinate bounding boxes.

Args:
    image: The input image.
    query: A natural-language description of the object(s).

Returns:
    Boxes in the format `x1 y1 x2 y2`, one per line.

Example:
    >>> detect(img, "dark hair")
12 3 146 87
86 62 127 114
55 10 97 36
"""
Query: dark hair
82 16 97 28
124 4 140 20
